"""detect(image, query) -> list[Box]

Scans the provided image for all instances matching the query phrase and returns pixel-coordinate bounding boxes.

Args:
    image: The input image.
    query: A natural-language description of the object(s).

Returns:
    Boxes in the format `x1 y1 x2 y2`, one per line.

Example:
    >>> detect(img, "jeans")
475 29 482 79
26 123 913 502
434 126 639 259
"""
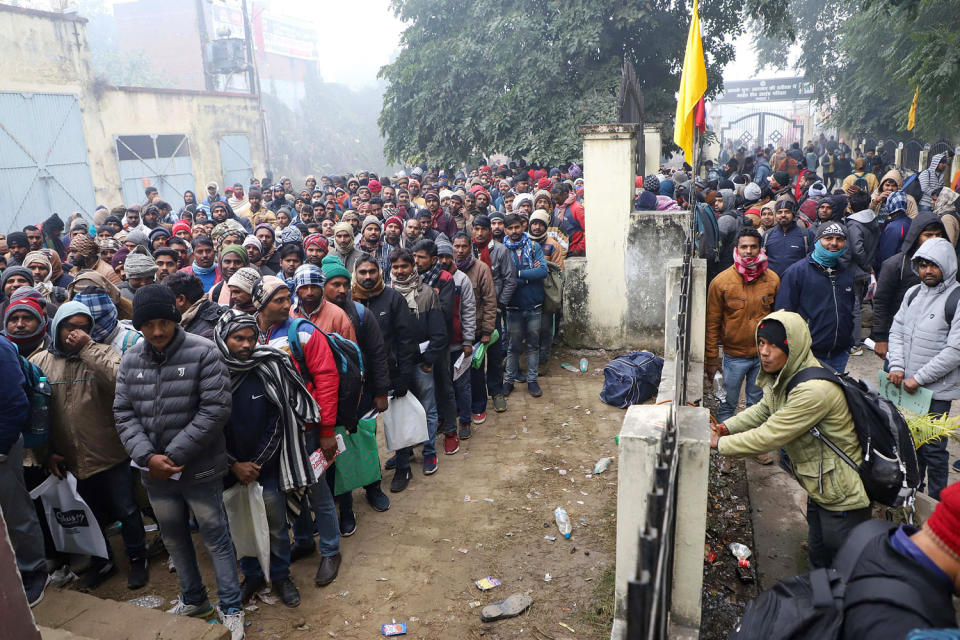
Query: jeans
432 348 457 434
817 351 849 373
396 364 439 468
806 497 872 569
0 437 46 582
238 470 291 582
450 350 472 426
918 399 951 501
716 355 762 422
76 462 147 561
484 312 505 397
291 429 340 556
146 480 241 609
505 308 542 383
851 278 868 347
539 312 555 363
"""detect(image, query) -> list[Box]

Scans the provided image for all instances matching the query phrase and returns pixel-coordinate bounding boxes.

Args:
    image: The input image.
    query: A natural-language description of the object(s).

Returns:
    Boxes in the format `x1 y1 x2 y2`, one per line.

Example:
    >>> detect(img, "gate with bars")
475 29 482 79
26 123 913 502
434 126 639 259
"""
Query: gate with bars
721 111 805 151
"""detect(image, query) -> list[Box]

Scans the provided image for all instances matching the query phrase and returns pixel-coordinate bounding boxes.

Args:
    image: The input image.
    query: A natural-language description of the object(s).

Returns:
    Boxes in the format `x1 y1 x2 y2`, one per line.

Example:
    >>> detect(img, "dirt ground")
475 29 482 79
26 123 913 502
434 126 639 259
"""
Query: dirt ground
86 349 623 639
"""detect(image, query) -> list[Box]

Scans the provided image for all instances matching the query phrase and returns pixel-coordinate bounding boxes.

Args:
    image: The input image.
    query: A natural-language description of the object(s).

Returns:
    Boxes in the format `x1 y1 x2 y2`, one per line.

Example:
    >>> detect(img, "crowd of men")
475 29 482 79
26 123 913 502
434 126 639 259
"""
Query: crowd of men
0 163 582 640
697 140 960 634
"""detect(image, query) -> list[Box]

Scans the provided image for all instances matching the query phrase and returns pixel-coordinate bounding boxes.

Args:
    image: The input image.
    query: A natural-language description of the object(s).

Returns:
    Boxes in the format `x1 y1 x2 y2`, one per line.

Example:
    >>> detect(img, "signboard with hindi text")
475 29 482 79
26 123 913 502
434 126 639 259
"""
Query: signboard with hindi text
715 78 814 104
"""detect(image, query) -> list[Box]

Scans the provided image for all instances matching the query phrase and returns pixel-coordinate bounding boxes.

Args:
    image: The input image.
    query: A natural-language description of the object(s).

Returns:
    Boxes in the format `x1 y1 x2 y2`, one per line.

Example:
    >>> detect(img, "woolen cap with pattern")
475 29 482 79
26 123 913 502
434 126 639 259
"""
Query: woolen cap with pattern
227 266 262 295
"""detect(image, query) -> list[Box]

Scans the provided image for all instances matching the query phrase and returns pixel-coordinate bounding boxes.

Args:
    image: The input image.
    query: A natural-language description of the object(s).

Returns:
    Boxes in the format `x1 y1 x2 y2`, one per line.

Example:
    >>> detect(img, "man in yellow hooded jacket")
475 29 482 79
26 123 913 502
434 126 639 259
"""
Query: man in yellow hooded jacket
710 310 871 569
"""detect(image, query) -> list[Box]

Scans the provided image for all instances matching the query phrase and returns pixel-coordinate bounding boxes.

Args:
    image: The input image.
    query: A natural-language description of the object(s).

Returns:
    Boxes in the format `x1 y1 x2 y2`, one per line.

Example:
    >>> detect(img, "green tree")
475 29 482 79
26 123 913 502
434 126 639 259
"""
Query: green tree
752 0 960 139
379 0 775 167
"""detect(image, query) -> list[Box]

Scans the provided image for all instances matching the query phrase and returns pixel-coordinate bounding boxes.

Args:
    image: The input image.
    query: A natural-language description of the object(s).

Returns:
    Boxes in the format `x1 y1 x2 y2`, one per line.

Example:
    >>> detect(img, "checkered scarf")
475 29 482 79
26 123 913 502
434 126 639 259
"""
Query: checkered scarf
73 289 118 343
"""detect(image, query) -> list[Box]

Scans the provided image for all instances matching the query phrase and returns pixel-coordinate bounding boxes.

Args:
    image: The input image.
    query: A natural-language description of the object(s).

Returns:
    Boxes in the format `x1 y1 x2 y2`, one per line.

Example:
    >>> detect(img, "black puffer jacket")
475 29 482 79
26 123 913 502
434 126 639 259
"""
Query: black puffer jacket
113 326 231 486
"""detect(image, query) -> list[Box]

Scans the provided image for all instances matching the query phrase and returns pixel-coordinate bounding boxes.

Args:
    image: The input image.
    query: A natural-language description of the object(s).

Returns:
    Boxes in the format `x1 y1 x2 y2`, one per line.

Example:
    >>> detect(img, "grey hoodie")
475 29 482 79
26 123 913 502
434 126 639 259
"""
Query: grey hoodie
918 152 948 208
841 208 881 281
888 237 960 399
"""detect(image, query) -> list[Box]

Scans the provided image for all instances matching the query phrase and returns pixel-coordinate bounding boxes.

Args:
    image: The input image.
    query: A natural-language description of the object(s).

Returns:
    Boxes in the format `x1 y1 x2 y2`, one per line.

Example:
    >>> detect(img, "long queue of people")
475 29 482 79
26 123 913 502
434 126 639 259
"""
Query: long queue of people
0 163 583 640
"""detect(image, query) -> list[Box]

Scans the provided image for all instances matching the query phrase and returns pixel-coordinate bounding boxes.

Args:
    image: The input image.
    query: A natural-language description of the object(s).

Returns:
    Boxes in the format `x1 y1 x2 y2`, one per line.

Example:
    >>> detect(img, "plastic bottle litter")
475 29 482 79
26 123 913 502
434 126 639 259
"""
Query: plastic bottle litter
593 457 613 474
728 542 754 584
560 363 580 373
31 376 52 437
554 506 572 539
713 371 726 403
579 358 588 372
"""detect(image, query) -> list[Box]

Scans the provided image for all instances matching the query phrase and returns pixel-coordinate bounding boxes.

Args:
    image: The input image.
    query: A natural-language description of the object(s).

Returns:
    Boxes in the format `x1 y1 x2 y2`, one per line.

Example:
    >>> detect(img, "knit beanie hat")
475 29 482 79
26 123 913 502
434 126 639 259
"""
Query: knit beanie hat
70 235 98 258
172 221 192 236
3 288 45 344
530 209 551 228
320 256 351 282
252 275 288 311
111 247 130 270
925 482 960 558
473 214 491 228
435 238 454 257
756 319 789 355
362 215 382 231
124 246 159 279
488 212 504 222
743 182 762 202
293 263 326 291
132 283 181 330
6 231 28 249
125 229 149 248
384 215 404 229
816 221 847 240
227 266 262 295
1 266 34 292
149 227 171 243
219 244 249 266
773 171 790 187
242 235 262 251
303 234 328 252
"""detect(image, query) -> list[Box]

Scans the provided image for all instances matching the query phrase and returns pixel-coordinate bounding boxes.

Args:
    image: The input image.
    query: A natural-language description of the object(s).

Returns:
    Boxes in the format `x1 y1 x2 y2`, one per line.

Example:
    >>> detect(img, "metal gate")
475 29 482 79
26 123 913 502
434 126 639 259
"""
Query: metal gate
720 111 804 151
116 134 194 206
219 134 253 188
0 92 97 230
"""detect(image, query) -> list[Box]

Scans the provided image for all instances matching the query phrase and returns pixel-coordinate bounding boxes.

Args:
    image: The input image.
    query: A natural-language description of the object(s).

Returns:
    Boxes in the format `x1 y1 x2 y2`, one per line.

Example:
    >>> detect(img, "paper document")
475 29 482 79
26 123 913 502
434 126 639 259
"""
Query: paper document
131 460 181 481
453 351 472 381
310 433 347 476
419 340 430 354
878 369 933 416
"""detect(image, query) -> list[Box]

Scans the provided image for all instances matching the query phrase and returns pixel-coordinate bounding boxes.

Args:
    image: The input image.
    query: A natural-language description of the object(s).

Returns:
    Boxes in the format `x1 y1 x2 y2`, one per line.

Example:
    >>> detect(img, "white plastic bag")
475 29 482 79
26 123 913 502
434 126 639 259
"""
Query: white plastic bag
222 482 271 583
29 472 109 559
381 393 429 451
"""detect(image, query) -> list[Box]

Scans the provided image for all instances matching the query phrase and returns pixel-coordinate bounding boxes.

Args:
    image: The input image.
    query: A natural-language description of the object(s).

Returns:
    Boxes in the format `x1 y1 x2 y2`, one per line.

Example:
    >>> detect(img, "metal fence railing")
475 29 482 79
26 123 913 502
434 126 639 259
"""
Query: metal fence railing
626 170 697 639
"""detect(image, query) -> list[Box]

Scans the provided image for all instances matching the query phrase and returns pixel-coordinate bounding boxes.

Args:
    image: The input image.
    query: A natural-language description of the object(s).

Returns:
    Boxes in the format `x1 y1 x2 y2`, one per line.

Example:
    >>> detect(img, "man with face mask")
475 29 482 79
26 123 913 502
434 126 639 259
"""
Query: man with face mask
775 222 855 372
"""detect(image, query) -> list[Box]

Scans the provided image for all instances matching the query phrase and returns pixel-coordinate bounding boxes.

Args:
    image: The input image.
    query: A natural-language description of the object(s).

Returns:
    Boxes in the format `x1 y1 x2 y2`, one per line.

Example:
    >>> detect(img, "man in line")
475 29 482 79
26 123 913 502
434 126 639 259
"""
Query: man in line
114 286 244 637
776 222 855 372
711 312 869 569
436 239 477 440
762 200 812 276
253 276 343 588
887 237 960 501
179 237 221 293
502 214 547 398
165 272 225 341
705 229 780 424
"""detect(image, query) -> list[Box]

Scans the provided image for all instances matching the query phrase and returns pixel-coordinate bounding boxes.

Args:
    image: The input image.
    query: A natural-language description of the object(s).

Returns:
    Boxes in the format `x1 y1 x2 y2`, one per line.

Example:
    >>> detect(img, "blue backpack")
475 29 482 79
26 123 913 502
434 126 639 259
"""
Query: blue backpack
18 356 50 449
287 317 365 432
599 351 664 409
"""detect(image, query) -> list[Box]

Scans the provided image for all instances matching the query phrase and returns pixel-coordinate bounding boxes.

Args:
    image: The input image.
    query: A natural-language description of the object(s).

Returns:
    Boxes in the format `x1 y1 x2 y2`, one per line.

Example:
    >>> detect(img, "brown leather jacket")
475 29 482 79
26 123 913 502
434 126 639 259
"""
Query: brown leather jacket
705 264 780 367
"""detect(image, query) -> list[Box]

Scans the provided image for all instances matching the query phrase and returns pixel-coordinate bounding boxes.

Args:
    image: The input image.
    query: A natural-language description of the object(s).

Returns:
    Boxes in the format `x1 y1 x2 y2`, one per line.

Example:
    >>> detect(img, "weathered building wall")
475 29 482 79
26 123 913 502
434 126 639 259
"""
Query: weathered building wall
0 3 264 224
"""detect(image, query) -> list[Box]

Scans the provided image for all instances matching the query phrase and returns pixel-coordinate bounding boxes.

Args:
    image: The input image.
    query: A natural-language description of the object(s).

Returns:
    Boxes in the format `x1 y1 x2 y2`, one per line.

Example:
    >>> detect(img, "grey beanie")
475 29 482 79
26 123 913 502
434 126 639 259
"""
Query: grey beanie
124 246 158 278
362 215 382 231
435 238 454 257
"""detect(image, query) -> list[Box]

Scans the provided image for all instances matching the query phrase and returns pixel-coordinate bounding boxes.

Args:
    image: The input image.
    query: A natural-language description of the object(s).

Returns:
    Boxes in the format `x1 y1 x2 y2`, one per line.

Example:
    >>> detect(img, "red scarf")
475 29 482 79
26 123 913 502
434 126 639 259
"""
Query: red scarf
472 238 492 267
733 247 769 283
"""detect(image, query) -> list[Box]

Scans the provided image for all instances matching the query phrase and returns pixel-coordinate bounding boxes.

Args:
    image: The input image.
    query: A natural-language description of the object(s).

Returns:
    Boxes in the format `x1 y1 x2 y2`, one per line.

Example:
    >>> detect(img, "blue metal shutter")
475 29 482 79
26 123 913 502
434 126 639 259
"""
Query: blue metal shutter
116 134 195 207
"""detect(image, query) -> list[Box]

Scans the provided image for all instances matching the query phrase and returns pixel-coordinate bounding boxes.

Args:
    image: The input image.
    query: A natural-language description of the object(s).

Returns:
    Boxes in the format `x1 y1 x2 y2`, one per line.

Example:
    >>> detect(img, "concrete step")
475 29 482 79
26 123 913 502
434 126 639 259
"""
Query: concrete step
33 589 229 640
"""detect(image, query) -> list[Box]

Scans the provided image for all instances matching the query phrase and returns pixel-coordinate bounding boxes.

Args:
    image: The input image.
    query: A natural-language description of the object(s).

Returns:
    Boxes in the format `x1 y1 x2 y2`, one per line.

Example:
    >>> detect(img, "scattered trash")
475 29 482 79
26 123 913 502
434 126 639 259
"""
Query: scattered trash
705 550 718 564
544 573 552 582
377 577 389 581
554 506 572 539
483 498 495 503
143 523 158 532
729 542 755 584
558 469 567 476
381 621 407 636
464 495 472 502
560 363 580 373
544 535 556 541
579 358 588 372
244 604 259 612
475 576 502 590
481 593 533 622
127 595 164 609
576 501 584 505
244 621 252 627
593 457 613 474
559 621 576 633
458 548 470 554
48 565 78 587
570 546 577 554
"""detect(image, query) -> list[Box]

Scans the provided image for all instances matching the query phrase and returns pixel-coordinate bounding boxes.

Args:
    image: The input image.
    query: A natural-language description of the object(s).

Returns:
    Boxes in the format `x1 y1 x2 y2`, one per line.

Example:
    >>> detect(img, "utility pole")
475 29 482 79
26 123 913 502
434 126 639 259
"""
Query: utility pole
195 0 215 91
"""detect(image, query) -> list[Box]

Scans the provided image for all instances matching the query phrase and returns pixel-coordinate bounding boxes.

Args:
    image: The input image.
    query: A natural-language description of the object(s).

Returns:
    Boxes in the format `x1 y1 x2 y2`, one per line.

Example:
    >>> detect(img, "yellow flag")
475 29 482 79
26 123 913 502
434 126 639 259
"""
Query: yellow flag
907 86 918 131
673 0 708 163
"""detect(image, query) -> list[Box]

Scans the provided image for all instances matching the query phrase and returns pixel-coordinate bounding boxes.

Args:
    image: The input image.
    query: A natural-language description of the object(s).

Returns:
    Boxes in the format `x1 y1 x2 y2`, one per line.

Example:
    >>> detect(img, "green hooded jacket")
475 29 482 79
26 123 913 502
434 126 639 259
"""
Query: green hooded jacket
718 310 869 511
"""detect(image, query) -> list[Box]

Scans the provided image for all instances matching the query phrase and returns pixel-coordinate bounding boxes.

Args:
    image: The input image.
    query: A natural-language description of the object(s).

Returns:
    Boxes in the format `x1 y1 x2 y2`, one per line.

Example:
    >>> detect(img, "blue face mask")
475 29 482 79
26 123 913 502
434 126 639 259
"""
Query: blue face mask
812 240 846 267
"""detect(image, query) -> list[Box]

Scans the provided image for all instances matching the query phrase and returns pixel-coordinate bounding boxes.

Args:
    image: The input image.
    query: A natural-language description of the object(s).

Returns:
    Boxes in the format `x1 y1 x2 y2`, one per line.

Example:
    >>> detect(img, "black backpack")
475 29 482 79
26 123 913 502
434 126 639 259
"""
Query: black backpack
785 367 919 507
730 519 937 640
288 317 365 433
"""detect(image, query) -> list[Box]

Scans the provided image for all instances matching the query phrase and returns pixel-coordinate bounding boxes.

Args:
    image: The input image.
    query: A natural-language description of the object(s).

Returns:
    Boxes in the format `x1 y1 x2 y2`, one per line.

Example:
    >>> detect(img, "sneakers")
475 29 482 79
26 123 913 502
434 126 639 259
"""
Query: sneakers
503 383 514 397
240 575 266 604
390 468 412 493
24 571 50 608
314 553 341 587
384 454 397 471
365 485 391 511
167 597 214 617
492 395 507 412
423 455 438 475
273 576 300 608
528 381 542 397
472 412 486 424
77 557 117 592
290 542 316 564
849 344 863 356
217 606 245 640
459 423 472 440
339 509 357 537
444 433 460 455
127 556 149 590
